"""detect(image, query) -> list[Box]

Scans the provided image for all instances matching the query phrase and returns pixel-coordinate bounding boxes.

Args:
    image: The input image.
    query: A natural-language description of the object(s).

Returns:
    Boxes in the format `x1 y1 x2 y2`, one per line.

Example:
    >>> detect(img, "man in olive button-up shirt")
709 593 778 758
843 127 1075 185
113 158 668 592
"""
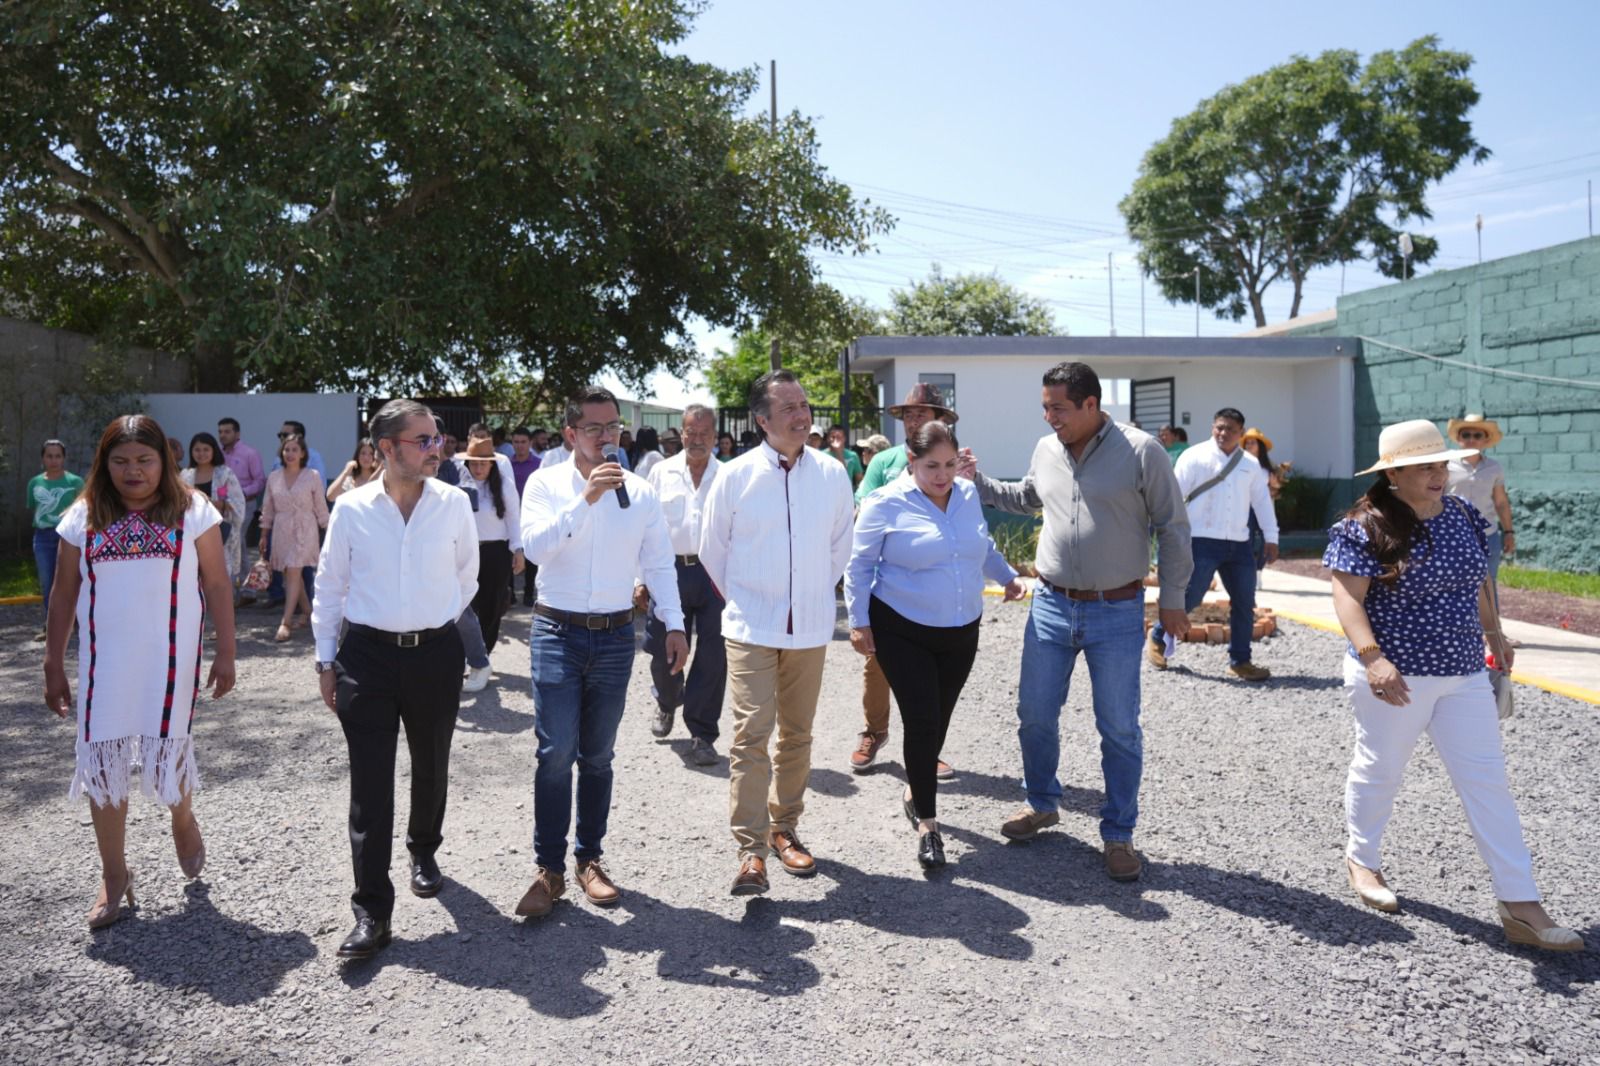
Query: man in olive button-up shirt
968 361 1192 882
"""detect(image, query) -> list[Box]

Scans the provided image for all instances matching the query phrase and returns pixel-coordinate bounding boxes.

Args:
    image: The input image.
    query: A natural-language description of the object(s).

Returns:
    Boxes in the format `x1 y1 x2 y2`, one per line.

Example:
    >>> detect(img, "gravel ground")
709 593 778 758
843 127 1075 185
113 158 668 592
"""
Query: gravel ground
1 596 1596 1065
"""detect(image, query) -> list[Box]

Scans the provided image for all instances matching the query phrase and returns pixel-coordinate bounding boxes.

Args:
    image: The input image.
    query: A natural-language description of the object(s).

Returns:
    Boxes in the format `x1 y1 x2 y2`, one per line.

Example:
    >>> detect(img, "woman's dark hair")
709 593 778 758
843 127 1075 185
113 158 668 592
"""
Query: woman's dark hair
188 432 224 469
630 426 660 467
905 420 960 459
462 453 507 520
1342 474 1432 584
1245 438 1273 471
351 438 378 469
278 434 308 469
81 414 193 531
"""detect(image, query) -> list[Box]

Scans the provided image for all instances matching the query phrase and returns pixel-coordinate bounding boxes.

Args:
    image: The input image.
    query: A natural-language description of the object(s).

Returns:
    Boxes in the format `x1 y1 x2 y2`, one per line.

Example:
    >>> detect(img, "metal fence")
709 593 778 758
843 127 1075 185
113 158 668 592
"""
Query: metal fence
716 405 884 444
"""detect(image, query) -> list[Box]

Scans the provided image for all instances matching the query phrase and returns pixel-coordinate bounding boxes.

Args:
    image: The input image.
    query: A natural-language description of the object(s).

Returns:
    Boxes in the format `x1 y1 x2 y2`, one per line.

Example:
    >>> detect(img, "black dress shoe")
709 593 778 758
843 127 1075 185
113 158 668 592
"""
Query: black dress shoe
651 706 674 739
917 831 946 869
337 917 392 959
410 855 444 898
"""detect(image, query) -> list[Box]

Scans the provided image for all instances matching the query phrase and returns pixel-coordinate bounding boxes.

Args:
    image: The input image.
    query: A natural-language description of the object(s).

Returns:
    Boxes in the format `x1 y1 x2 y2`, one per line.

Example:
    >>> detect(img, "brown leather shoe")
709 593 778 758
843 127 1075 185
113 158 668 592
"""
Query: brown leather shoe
1229 661 1271 681
1105 841 1142 882
514 867 565 918
575 859 622 906
1000 806 1060 841
769 830 817 877
1145 636 1168 670
849 731 888 773
730 855 769 896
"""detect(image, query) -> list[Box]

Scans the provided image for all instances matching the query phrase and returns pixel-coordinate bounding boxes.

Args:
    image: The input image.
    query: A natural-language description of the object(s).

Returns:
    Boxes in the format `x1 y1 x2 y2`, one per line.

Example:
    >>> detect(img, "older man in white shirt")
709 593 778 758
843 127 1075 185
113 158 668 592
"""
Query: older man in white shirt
312 399 479 960
1149 405 1278 681
515 386 687 920
635 403 726 767
700 370 855 897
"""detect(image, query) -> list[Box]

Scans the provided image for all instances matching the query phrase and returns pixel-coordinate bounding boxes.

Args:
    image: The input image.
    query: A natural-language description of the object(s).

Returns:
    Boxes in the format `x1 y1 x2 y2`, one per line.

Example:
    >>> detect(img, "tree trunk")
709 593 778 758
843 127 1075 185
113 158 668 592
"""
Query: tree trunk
1288 275 1305 321
1248 288 1267 328
192 338 240 393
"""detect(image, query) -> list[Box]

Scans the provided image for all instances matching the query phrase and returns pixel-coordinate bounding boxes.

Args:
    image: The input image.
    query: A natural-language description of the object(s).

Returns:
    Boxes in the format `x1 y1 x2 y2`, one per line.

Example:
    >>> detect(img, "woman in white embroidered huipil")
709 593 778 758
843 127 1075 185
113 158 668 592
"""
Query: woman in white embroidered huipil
43 415 237 930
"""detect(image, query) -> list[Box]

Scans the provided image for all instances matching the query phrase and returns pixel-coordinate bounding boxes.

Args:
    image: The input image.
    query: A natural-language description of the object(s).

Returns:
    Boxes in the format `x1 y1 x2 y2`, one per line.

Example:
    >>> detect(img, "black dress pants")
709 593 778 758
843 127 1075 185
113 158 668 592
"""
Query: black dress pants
868 596 980 820
472 540 513 650
334 625 465 920
644 558 727 742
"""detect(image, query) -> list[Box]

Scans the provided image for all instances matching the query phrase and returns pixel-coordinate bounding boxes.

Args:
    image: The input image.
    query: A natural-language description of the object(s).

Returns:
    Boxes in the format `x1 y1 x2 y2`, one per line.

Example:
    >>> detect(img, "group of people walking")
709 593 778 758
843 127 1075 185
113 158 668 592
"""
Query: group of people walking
34 371 1581 957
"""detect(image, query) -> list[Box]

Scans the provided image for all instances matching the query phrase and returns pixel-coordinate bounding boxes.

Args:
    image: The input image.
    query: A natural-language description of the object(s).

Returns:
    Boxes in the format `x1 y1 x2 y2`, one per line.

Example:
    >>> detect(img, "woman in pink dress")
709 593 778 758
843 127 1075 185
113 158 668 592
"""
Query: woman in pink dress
259 434 328 642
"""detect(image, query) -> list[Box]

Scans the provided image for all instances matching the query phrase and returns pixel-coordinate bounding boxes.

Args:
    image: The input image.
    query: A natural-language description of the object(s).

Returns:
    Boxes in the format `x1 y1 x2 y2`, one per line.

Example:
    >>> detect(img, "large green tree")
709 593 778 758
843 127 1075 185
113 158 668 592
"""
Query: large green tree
883 264 1056 336
0 0 889 398
1119 36 1488 327
705 287 879 410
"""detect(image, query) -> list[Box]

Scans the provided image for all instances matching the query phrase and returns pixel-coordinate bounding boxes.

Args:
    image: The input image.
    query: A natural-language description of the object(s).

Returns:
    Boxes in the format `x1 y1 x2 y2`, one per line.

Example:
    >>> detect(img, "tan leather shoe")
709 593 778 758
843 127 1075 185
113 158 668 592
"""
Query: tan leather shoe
1104 841 1142 882
1229 662 1271 681
87 867 136 930
849 731 888 773
1346 859 1399 913
769 829 817 877
575 859 621 907
1000 806 1059 841
730 855 769 896
1145 636 1168 670
1497 902 1584 952
514 867 565 918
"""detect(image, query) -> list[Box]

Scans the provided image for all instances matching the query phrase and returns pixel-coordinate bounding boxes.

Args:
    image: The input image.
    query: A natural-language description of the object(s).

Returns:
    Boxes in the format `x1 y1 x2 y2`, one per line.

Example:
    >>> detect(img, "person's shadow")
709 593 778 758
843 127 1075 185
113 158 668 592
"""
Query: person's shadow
455 685 534 735
664 738 730 779
86 883 317 1006
940 766 1104 818
1400 898 1600 994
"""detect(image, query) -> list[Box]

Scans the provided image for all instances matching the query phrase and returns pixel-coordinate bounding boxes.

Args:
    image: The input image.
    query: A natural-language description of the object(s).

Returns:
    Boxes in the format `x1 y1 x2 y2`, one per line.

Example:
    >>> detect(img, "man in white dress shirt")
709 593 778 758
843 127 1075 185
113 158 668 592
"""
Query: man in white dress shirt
1148 406 1278 681
635 403 725 766
515 386 687 919
700 370 855 897
312 399 479 959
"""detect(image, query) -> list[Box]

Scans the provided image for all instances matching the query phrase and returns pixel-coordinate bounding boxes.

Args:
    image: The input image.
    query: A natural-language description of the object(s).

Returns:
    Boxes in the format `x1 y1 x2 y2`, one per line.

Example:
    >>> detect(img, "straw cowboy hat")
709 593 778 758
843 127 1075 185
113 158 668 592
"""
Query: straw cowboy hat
855 433 891 452
1446 413 1504 448
1357 419 1475 475
1241 427 1274 452
460 437 499 463
888 382 958 424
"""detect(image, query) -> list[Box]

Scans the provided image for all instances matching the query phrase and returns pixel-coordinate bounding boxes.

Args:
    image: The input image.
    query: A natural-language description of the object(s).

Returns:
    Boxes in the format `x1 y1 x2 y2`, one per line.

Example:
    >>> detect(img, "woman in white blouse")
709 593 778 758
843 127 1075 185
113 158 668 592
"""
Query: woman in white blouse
457 437 524 690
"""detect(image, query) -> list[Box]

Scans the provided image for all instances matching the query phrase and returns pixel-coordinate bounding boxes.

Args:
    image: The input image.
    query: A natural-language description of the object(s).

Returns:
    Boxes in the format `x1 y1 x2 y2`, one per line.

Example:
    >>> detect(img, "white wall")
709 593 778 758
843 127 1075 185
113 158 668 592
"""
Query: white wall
1290 359 1356 478
142 393 360 470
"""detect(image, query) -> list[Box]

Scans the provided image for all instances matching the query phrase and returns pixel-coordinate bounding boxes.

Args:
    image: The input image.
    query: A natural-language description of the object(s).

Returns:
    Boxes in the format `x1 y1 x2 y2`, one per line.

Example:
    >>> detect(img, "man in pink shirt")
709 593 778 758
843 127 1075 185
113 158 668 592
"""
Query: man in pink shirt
218 417 266 598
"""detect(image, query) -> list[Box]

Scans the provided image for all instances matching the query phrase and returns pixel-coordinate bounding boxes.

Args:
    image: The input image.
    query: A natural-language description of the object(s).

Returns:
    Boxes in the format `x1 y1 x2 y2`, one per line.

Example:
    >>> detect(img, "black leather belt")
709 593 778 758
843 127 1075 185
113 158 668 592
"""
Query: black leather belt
348 622 455 648
676 554 700 567
1042 579 1144 602
534 603 634 630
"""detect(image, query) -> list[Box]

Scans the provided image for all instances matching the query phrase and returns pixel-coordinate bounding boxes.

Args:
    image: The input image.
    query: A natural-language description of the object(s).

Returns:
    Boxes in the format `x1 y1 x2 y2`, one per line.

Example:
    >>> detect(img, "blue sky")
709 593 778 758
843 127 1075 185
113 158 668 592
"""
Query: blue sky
623 0 1600 406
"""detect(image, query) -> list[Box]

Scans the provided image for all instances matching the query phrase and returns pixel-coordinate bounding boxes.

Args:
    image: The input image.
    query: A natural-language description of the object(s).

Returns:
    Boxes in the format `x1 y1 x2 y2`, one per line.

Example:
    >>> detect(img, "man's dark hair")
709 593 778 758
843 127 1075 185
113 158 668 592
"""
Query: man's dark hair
1042 362 1101 405
511 426 533 438
1174 426 1189 442
282 419 307 438
218 417 240 432
1214 407 1246 427
369 399 434 445
565 386 619 428
748 369 801 419
467 422 491 438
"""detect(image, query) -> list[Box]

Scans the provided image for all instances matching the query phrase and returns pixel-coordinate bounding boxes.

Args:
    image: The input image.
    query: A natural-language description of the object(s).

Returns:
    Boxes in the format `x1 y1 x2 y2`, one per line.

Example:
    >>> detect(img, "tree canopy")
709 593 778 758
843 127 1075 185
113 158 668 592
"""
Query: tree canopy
704 287 879 411
0 0 890 398
883 264 1056 336
1119 36 1488 327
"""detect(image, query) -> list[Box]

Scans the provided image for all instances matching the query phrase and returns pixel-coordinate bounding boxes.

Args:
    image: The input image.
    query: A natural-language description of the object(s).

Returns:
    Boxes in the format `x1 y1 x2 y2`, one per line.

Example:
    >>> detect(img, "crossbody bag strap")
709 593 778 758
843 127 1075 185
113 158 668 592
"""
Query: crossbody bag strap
1184 447 1246 505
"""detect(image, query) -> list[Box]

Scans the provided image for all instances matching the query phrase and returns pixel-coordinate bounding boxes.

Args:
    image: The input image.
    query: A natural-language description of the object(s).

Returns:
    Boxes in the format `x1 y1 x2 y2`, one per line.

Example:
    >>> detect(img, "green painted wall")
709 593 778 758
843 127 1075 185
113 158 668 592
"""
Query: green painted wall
1279 237 1600 571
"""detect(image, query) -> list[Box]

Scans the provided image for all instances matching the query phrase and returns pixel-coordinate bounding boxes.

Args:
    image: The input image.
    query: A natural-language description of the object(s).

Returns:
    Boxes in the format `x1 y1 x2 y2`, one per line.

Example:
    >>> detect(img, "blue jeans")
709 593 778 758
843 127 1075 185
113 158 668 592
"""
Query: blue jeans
529 614 637 870
456 606 491 670
1017 587 1146 842
33 529 60 626
1151 535 1258 666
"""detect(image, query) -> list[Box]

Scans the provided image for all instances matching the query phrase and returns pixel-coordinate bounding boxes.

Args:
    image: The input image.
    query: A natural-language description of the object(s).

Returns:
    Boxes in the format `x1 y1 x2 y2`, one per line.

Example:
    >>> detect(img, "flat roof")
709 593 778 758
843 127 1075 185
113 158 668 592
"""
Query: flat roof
848 334 1356 370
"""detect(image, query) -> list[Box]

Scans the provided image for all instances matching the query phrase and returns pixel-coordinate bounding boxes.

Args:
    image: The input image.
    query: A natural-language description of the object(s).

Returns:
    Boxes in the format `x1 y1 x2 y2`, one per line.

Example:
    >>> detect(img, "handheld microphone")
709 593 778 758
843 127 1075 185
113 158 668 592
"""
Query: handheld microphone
601 444 631 509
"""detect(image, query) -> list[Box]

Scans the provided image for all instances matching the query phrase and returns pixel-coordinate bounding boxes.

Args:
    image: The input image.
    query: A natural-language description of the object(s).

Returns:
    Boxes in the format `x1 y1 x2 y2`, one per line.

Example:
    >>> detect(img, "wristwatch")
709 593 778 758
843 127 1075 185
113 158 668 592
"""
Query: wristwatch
314 661 335 674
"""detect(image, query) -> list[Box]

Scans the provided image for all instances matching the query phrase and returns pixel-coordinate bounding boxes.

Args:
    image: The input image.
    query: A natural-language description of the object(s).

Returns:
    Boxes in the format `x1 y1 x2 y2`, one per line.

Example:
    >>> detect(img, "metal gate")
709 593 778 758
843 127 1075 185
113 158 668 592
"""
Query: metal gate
1130 377 1175 429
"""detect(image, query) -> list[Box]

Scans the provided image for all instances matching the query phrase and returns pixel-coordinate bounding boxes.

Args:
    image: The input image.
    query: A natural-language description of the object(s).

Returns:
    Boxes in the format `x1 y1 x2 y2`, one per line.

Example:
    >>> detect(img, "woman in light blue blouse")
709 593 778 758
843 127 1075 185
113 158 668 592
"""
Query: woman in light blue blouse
845 422 1025 869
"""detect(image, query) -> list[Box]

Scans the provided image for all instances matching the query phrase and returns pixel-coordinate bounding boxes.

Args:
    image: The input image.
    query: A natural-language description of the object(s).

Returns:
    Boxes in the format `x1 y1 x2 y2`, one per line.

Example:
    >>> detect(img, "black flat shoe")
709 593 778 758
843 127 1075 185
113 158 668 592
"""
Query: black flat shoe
918 831 946 869
409 855 444 898
902 793 919 829
337 917 392 959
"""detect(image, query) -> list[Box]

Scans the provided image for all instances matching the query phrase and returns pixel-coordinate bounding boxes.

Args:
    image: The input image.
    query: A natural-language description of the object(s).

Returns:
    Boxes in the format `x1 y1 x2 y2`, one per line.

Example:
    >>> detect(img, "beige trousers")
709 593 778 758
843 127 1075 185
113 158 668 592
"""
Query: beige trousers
726 640 829 860
861 654 892 735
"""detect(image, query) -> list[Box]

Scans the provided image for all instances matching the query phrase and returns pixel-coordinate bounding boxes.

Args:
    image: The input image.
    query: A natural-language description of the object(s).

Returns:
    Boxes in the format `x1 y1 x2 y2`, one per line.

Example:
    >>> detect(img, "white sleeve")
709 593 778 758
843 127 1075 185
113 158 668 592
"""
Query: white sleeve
454 491 480 609
636 486 684 631
520 473 592 564
312 503 352 661
1251 466 1280 545
698 467 734 598
828 470 855 585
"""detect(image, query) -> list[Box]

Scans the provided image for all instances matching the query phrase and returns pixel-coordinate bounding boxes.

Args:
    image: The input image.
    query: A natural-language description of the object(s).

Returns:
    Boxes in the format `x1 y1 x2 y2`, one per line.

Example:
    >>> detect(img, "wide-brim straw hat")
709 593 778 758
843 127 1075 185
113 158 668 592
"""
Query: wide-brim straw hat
1357 419 1475 475
460 437 499 463
887 382 958 424
1241 427 1274 452
1446 413 1504 448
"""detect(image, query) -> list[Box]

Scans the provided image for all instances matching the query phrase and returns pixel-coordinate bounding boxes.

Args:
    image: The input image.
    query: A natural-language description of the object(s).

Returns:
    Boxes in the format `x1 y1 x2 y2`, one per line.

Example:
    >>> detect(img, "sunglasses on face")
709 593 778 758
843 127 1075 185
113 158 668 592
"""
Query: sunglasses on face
396 434 444 452
1458 431 1488 440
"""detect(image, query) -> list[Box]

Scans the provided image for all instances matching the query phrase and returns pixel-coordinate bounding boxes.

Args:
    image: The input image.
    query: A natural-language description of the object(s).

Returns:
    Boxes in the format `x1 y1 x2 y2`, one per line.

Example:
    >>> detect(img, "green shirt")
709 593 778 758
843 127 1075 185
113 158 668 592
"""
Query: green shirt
828 447 863 482
855 444 909 502
28 472 83 530
1165 442 1189 464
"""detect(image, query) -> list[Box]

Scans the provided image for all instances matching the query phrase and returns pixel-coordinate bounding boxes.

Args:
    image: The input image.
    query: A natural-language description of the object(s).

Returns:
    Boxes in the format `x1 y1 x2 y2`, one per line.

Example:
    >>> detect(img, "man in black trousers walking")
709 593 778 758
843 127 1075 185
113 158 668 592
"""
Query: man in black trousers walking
312 399 479 958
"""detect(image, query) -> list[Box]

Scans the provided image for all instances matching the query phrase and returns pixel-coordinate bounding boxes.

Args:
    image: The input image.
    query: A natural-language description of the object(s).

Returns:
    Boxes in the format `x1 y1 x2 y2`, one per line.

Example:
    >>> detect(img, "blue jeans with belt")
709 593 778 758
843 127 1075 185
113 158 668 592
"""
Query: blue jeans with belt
33 529 60 626
1017 586 1146 842
529 612 637 870
1150 535 1258 666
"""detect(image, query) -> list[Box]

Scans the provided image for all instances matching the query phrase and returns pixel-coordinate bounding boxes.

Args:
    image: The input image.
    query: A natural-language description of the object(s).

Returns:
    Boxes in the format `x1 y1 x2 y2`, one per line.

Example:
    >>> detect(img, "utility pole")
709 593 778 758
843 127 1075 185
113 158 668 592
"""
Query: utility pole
1193 267 1200 337
1140 271 1146 337
1107 252 1116 336
1476 214 1484 264
768 60 781 371
1589 180 1594 238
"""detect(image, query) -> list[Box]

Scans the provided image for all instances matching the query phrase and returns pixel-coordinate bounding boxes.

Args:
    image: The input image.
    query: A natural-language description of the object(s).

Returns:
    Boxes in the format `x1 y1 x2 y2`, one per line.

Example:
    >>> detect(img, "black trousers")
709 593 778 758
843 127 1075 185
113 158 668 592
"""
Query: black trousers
473 541 513 650
644 558 727 742
334 625 465 920
868 596 980 820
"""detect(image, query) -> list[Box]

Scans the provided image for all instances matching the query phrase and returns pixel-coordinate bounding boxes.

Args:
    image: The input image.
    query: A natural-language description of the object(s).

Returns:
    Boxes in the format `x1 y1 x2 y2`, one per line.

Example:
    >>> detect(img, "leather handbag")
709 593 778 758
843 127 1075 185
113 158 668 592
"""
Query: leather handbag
243 556 272 592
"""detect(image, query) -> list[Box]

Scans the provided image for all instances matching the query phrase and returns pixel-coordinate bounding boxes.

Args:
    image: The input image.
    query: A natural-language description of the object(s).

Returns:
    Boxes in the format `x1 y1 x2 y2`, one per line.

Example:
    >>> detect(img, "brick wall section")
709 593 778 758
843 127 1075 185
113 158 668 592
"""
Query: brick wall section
1285 237 1600 571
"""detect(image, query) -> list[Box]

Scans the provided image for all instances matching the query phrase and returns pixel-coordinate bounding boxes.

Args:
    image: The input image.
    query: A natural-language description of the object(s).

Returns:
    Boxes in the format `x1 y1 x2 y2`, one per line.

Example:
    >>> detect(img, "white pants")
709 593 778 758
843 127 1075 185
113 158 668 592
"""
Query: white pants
1343 658 1539 901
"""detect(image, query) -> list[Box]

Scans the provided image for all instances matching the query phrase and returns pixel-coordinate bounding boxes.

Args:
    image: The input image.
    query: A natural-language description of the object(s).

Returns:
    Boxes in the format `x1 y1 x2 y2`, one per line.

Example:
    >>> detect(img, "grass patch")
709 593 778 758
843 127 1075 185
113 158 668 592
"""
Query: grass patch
0 555 40 598
1500 566 1600 601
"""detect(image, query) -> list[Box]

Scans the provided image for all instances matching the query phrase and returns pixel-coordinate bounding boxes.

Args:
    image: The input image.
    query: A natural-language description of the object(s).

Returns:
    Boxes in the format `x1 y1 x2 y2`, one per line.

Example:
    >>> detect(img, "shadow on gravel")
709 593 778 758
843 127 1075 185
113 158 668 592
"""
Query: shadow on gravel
806 768 860 798
1157 861 1413 947
456 687 534 735
1401 899 1600 994
339 881 822 1016
86 883 315 1005
0 713 75 810
940 768 1104 818
939 825 1169 923
664 738 729 778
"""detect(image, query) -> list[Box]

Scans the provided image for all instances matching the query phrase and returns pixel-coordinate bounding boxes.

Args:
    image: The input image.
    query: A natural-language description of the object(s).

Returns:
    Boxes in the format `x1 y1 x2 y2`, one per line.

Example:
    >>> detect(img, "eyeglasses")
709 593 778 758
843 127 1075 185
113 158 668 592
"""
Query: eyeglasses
1457 430 1489 440
277 431 290 439
395 434 444 452
575 421 625 439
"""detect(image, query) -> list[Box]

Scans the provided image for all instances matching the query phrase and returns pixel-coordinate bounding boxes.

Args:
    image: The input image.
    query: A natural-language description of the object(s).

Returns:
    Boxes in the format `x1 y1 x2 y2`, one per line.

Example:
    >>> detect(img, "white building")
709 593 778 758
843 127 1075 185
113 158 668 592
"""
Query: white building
846 334 1357 480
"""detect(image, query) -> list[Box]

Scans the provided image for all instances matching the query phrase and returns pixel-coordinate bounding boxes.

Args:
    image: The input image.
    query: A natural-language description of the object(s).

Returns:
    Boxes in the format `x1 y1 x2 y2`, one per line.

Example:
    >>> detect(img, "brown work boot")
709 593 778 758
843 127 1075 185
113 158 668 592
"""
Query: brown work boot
768 829 817 877
514 866 565 918
575 859 622 906
1229 661 1271 681
1104 841 1142 882
1145 635 1168 670
849 731 888 773
730 855 769 896
1000 806 1060 841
